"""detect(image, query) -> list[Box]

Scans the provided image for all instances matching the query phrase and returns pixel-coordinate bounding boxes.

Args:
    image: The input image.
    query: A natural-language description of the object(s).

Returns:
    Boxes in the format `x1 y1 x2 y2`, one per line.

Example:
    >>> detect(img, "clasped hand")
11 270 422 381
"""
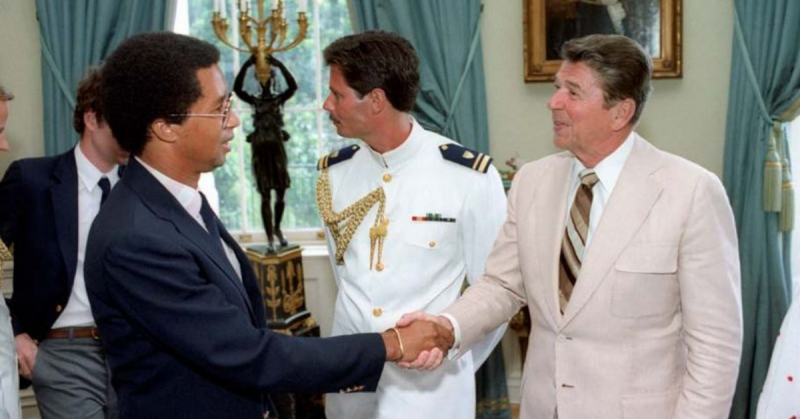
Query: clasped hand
383 312 453 371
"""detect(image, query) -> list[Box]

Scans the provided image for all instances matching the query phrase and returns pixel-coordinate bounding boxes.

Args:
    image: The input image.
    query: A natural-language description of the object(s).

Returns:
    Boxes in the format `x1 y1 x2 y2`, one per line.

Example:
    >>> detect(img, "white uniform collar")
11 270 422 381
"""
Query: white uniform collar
364 117 425 169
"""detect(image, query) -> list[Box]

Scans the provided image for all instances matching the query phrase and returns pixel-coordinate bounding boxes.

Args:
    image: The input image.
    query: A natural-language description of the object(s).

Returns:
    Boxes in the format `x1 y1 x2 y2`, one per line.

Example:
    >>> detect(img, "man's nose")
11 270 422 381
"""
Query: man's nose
547 90 564 110
228 109 241 128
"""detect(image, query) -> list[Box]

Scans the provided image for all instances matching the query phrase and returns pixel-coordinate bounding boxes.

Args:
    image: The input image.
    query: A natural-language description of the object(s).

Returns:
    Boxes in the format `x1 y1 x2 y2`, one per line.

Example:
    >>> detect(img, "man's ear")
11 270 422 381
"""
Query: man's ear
150 119 178 144
368 88 387 114
610 98 636 131
83 111 101 131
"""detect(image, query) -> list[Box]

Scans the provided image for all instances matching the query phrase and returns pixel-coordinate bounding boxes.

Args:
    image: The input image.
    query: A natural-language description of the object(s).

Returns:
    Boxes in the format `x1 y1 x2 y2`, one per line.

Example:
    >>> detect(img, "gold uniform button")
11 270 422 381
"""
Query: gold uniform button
376 262 384 271
382 173 392 183
428 241 436 248
55 304 63 313
372 308 383 317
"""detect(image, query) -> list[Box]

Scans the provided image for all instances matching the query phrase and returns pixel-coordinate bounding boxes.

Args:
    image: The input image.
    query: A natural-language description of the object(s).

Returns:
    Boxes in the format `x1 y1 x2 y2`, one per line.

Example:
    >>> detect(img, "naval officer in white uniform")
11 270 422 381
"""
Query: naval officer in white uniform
317 31 507 419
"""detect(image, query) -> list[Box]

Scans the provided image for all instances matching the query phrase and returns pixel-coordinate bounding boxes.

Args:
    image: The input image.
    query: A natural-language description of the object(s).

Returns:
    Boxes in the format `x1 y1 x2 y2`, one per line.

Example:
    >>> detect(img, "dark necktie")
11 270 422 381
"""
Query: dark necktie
558 169 599 313
98 177 111 206
199 193 225 255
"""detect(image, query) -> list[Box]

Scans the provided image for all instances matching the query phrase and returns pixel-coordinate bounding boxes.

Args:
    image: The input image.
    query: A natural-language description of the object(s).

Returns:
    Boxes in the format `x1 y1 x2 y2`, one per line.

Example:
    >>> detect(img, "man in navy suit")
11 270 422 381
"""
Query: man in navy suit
0 68 128 418
84 32 453 419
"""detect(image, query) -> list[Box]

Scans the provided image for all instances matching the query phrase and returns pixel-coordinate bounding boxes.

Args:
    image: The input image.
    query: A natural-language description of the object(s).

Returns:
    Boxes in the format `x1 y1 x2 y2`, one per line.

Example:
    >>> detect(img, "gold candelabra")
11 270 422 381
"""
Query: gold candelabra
212 0 308 85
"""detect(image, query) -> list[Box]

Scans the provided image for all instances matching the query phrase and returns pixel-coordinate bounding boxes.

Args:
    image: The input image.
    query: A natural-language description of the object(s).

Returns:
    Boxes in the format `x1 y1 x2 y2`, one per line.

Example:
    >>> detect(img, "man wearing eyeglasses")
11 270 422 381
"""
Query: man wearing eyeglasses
0 67 128 419
83 32 453 419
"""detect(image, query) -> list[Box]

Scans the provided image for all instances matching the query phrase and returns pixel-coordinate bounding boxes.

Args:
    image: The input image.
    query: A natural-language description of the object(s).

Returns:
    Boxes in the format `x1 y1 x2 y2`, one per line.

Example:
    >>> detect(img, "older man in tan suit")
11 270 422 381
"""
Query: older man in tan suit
399 34 743 419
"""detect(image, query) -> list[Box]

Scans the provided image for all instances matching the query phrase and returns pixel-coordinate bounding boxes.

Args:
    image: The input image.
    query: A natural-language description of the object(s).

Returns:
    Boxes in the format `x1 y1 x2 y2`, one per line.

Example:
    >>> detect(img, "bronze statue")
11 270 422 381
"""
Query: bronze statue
234 55 297 253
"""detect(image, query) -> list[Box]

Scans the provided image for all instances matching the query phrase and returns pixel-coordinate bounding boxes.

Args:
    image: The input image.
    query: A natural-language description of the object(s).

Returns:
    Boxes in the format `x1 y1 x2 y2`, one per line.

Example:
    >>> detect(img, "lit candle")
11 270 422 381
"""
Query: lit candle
220 0 227 18
298 0 307 13
272 0 278 10
214 0 220 13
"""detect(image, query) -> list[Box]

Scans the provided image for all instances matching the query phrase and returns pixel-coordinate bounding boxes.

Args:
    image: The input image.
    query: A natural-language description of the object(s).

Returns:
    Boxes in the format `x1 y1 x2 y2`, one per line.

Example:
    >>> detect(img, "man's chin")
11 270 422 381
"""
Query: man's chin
208 155 227 171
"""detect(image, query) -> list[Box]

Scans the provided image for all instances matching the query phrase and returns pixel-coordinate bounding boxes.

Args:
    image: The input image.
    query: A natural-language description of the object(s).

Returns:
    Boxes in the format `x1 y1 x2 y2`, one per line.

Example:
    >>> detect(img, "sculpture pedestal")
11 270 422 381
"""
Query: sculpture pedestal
246 246 326 419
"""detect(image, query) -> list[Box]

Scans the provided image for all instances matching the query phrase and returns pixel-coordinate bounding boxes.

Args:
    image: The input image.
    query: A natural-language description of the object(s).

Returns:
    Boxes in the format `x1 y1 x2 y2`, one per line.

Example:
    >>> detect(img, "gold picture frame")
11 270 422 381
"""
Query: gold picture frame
524 0 682 82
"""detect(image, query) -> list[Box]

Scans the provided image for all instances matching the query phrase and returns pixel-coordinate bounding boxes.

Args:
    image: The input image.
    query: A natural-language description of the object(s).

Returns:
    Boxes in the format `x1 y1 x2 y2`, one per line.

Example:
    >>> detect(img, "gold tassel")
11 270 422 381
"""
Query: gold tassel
763 134 782 212
780 158 794 232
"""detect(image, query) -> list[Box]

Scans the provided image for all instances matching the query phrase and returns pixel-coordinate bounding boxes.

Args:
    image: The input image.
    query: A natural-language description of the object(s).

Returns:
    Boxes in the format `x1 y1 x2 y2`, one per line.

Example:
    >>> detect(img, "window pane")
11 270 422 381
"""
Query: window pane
284 110 323 228
177 0 353 234
319 0 353 50
275 1 318 109
215 110 252 230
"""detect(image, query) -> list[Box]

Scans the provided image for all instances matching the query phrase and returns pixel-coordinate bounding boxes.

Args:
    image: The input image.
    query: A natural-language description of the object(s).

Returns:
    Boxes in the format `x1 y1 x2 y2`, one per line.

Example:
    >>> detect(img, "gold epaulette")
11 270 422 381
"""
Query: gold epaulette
438 143 493 173
317 145 361 170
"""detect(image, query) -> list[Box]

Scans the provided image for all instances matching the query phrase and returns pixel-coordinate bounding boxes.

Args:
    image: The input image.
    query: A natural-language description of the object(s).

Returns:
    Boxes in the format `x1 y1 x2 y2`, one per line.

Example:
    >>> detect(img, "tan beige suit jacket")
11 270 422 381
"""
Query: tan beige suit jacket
446 135 742 419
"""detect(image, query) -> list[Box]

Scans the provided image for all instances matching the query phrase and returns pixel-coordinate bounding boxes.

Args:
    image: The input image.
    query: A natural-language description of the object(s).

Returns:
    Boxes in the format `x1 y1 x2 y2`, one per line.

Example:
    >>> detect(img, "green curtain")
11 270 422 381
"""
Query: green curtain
36 0 172 156
723 1 800 418
350 0 491 153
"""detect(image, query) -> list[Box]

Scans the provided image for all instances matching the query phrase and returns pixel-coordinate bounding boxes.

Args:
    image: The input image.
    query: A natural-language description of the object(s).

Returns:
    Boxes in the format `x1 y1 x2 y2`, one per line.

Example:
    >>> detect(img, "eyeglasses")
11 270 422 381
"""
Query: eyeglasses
169 93 234 128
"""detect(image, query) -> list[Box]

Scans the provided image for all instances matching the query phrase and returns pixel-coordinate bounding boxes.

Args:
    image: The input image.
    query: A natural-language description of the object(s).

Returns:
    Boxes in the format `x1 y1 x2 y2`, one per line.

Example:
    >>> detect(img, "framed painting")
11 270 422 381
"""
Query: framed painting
523 0 682 82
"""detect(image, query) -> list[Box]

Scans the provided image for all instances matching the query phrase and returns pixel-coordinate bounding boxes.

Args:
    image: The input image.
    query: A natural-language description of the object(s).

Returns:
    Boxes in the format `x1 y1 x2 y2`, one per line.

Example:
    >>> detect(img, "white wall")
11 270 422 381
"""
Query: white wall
0 0 44 170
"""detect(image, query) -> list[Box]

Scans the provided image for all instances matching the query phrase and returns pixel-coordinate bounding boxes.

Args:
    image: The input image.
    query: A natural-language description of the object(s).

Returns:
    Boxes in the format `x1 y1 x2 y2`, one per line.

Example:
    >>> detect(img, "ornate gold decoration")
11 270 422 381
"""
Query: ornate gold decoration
265 265 281 319
316 170 387 270
0 240 10 290
301 316 317 330
282 260 304 315
211 0 308 85
0 240 11 262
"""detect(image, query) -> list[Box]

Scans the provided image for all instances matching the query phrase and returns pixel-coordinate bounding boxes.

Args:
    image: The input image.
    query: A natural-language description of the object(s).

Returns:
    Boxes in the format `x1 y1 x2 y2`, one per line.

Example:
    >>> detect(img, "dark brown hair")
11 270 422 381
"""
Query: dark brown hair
324 30 419 112
562 34 652 125
73 66 105 134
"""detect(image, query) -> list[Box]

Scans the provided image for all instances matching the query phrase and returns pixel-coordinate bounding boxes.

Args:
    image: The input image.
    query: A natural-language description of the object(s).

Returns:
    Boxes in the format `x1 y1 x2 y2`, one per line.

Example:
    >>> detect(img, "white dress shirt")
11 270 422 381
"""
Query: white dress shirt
566 131 635 251
136 157 241 280
52 146 119 329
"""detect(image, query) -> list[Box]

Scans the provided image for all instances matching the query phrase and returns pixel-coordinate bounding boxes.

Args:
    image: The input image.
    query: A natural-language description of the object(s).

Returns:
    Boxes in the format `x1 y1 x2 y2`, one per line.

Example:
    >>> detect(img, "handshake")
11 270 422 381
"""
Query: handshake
380 312 453 371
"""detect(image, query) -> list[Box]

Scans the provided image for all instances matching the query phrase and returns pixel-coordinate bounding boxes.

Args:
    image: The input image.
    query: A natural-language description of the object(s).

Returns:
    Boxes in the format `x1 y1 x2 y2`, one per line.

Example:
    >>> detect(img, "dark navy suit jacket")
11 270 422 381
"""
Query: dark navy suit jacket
85 158 385 419
0 150 80 340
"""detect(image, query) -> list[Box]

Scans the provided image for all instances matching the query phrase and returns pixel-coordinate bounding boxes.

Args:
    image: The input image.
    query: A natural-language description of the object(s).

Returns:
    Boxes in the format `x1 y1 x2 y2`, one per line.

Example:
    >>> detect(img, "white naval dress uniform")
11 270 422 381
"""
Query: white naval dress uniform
321 119 507 419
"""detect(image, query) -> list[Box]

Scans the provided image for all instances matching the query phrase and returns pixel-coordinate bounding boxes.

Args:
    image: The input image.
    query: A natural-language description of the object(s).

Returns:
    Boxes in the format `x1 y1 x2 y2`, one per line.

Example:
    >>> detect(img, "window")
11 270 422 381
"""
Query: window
174 0 353 241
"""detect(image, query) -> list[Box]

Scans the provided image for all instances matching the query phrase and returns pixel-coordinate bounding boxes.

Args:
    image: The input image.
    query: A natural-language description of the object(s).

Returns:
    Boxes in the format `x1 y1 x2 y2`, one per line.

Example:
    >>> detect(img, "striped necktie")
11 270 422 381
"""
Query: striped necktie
558 169 599 313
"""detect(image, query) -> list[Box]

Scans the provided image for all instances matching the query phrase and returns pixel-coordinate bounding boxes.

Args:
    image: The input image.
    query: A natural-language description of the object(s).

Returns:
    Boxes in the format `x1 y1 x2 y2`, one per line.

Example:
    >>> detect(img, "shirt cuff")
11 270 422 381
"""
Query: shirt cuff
439 313 462 360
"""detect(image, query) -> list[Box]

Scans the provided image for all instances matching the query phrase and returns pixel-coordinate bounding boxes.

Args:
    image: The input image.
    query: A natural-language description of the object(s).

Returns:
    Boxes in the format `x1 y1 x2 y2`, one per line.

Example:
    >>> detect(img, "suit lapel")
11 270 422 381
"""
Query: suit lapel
529 154 573 329
561 136 665 327
125 159 257 321
50 150 79 285
219 225 259 322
